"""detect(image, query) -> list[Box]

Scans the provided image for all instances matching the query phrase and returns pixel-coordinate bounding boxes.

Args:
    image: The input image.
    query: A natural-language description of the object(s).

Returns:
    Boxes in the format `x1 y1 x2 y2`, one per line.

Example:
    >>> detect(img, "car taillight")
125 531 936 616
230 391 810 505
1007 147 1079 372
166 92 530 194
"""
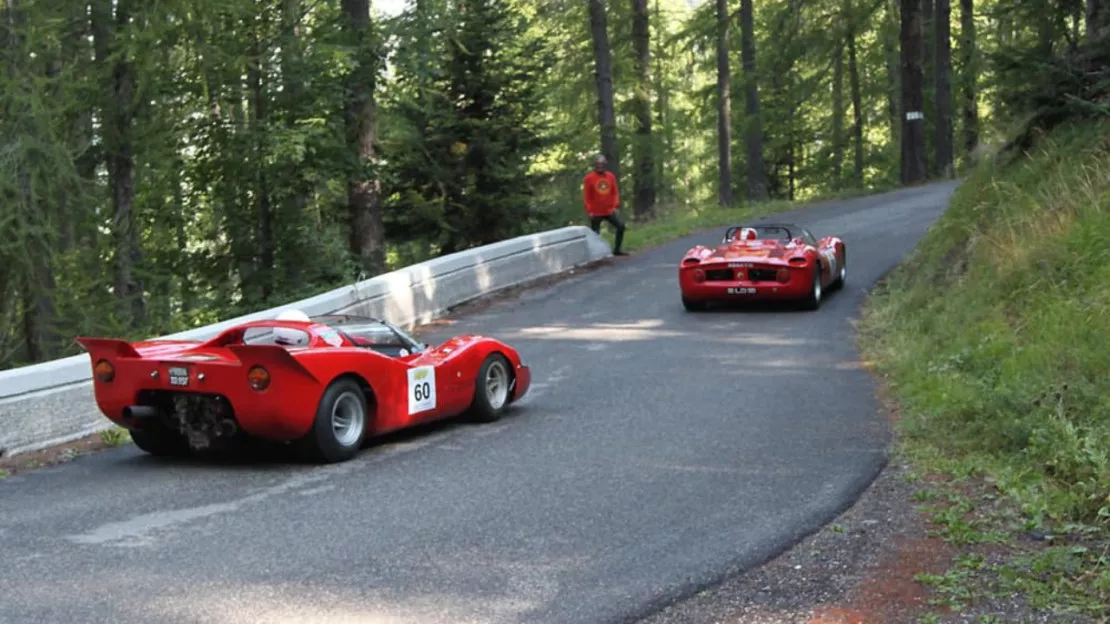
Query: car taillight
248 366 270 391
94 359 115 383
693 269 706 283
777 268 790 283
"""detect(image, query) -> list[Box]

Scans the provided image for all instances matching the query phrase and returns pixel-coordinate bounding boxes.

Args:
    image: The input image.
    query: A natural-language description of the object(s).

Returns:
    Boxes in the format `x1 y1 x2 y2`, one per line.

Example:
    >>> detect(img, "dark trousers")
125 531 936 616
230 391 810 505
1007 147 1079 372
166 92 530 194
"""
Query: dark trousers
589 213 625 253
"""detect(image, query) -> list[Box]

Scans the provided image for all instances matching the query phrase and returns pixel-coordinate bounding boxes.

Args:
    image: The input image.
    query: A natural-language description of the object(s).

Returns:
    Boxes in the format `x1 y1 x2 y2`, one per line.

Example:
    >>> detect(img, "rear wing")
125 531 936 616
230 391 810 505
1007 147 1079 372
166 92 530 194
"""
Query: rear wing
74 337 143 359
74 337 319 384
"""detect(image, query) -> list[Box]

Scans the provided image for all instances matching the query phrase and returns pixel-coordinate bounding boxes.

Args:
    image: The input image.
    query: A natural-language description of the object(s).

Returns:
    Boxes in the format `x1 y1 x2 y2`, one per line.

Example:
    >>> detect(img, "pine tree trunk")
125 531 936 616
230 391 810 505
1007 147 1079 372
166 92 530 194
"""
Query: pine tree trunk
958 0 979 156
630 0 656 218
934 0 954 177
885 0 902 150
832 43 845 189
922 0 935 175
96 0 143 327
1087 0 1106 40
282 0 309 289
715 0 733 207
653 0 668 198
848 31 865 187
248 16 274 300
588 0 620 180
900 0 927 184
342 0 385 277
739 0 769 201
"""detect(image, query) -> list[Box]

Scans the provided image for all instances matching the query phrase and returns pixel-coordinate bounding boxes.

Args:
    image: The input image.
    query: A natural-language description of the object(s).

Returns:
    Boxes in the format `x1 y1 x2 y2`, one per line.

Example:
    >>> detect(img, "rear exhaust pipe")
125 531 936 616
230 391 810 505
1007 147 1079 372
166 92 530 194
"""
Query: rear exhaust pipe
122 405 158 420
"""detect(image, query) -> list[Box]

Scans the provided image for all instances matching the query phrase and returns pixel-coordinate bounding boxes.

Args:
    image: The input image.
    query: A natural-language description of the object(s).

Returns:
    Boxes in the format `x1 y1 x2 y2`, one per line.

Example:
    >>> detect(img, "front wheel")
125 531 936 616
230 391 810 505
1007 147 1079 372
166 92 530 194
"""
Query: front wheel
295 378 369 464
469 354 513 423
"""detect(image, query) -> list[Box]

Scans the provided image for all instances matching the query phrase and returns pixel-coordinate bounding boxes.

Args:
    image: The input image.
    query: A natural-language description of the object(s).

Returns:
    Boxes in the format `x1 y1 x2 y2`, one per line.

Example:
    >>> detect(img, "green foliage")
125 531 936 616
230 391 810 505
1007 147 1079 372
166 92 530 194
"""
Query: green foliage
1 0 1091 370
861 119 1110 616
862 120 1110 524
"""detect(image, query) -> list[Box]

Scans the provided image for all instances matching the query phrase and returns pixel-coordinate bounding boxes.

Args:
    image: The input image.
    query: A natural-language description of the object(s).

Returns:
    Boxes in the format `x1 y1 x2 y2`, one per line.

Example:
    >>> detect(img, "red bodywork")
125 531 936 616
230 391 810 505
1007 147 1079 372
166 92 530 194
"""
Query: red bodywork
678 223 846 306
75 319 531 443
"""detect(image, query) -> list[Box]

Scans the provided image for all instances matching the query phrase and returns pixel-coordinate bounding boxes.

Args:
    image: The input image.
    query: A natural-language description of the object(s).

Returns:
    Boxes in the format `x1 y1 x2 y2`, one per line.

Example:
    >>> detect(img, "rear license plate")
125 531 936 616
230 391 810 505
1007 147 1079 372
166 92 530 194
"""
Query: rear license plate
168 366 189 387
727 287 756 295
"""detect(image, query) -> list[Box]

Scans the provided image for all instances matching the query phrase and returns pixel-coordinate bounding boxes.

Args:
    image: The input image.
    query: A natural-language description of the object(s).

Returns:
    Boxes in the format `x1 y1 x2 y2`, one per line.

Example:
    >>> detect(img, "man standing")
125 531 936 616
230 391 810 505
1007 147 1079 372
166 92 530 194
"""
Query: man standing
582 154 627 256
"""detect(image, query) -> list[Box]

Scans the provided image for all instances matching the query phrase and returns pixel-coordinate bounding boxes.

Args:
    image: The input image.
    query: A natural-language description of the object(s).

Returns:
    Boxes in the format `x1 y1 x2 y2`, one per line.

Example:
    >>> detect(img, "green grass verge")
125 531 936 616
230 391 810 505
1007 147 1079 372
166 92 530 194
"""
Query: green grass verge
859 119 1110 618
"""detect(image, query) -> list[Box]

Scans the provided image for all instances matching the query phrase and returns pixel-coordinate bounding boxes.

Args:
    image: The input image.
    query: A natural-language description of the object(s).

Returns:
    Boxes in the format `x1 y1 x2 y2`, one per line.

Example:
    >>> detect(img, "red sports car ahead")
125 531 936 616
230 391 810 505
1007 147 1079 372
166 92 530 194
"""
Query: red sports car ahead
76 311 532 464
678 222 847 311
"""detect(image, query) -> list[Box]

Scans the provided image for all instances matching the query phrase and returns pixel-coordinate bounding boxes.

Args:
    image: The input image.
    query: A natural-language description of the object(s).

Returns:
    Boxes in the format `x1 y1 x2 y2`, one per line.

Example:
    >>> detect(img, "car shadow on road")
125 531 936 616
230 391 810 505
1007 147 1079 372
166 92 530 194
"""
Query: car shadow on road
685 287 849 314
111 408 525 472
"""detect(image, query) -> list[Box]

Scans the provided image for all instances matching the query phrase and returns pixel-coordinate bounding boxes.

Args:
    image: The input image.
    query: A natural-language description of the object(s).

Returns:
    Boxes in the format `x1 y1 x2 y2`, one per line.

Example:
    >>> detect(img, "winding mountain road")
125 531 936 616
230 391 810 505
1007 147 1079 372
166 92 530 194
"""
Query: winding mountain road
0 181 958 624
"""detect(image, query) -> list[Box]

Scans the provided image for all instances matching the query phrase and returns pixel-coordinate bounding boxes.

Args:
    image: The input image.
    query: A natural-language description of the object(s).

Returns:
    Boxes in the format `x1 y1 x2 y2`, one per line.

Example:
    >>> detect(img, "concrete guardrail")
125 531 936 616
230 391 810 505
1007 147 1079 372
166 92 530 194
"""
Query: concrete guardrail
0 226 612 457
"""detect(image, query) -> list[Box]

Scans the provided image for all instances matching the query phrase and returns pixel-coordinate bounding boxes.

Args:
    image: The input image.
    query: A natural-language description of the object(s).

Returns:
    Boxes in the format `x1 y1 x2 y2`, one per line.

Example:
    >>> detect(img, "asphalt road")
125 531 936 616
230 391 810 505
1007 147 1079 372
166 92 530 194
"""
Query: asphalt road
0 181 958 624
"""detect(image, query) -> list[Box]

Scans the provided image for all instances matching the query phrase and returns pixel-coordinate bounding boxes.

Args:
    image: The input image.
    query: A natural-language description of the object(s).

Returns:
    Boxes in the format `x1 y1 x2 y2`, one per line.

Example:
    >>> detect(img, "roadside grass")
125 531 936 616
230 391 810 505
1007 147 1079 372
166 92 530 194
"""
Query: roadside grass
859 119 1110 620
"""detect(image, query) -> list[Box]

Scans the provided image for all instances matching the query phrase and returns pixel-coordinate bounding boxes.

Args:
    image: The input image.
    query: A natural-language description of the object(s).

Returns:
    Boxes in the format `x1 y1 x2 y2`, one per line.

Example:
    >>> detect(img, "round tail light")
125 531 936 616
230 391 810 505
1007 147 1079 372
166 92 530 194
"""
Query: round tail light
94 359 115 382
693 269 706 283
776 268 790 283
248 366 271 391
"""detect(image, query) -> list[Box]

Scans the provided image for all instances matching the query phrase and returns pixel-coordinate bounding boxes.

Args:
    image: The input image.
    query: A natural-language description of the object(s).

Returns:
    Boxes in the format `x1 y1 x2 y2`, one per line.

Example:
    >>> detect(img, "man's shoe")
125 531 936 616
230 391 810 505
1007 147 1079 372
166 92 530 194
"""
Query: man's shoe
613 251 628 256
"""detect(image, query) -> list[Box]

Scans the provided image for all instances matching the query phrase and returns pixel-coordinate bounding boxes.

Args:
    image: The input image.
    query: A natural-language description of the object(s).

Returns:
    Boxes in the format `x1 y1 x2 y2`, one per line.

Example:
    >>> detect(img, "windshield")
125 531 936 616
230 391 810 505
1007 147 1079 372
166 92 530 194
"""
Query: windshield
312 314 423 356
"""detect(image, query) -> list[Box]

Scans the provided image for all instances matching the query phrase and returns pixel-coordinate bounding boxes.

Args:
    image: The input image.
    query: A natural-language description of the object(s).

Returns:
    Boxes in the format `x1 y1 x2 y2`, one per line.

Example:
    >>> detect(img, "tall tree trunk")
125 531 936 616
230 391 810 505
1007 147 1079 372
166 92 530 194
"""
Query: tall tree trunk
922 0 934 175
342 0 385 276
630 0 655 218
96 0 142 327
884 0 902 150
249 17 274 300
715 0 732 207
934 0 954 177
900 0 927 184
282 0 309 289
588 0 620 181
832 43 845 189
739 0 769 201
958 0 978 157
1087 0 1105 40
653 0 668 199
847 30 865 187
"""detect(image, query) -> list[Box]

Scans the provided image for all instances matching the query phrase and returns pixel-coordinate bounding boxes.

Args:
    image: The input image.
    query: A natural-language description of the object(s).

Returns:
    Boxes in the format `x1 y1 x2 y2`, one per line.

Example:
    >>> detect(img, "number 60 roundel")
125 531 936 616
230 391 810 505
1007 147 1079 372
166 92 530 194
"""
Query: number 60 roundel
407 366 438 415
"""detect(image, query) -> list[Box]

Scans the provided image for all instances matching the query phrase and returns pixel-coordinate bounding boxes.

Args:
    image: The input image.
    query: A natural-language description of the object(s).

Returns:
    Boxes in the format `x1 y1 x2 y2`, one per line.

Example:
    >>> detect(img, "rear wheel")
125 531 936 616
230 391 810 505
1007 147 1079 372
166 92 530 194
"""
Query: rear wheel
682 296 708 312
801 265 823 311
832 247 847 290
469 354 513 423
130 426 191 457
295 377 369 464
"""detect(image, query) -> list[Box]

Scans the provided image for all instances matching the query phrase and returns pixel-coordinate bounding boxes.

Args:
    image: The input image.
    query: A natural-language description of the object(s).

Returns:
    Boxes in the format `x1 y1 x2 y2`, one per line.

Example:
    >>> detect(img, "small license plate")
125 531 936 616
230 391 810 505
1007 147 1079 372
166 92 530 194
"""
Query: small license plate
727 287 756 295
168 366 189 387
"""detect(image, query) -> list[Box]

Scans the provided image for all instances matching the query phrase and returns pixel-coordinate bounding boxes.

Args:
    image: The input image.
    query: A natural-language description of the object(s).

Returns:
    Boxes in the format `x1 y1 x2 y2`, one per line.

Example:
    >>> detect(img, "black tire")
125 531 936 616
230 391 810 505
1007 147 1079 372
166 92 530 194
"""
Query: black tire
295 377 369 464
682 297 708 312
801 264 824 311
130 426 191 457
469 353 513 423
831 246 847 290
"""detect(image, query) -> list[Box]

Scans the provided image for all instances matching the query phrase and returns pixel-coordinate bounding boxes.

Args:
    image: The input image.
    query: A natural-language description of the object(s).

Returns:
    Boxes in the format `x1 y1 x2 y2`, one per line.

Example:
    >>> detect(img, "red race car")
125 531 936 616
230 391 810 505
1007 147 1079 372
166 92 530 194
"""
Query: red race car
75 310 532 464
678 222 847 311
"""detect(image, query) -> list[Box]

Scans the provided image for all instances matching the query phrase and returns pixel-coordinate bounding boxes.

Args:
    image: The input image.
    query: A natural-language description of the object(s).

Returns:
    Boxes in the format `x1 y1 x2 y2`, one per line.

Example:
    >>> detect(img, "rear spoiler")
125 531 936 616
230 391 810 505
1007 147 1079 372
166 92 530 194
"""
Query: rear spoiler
74 337 143 359
74 338 319 384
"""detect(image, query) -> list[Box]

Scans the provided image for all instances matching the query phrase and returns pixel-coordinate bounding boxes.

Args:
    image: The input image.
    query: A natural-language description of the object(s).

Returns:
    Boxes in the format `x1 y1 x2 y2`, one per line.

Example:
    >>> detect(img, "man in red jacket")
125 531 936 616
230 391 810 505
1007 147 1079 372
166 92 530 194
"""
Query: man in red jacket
582 154 627 255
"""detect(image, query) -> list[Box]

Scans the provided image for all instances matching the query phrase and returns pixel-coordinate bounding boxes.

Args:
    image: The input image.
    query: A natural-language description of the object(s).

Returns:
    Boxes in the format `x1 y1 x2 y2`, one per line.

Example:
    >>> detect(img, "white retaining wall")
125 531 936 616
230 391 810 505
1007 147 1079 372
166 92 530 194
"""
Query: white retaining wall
0 226 612 458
